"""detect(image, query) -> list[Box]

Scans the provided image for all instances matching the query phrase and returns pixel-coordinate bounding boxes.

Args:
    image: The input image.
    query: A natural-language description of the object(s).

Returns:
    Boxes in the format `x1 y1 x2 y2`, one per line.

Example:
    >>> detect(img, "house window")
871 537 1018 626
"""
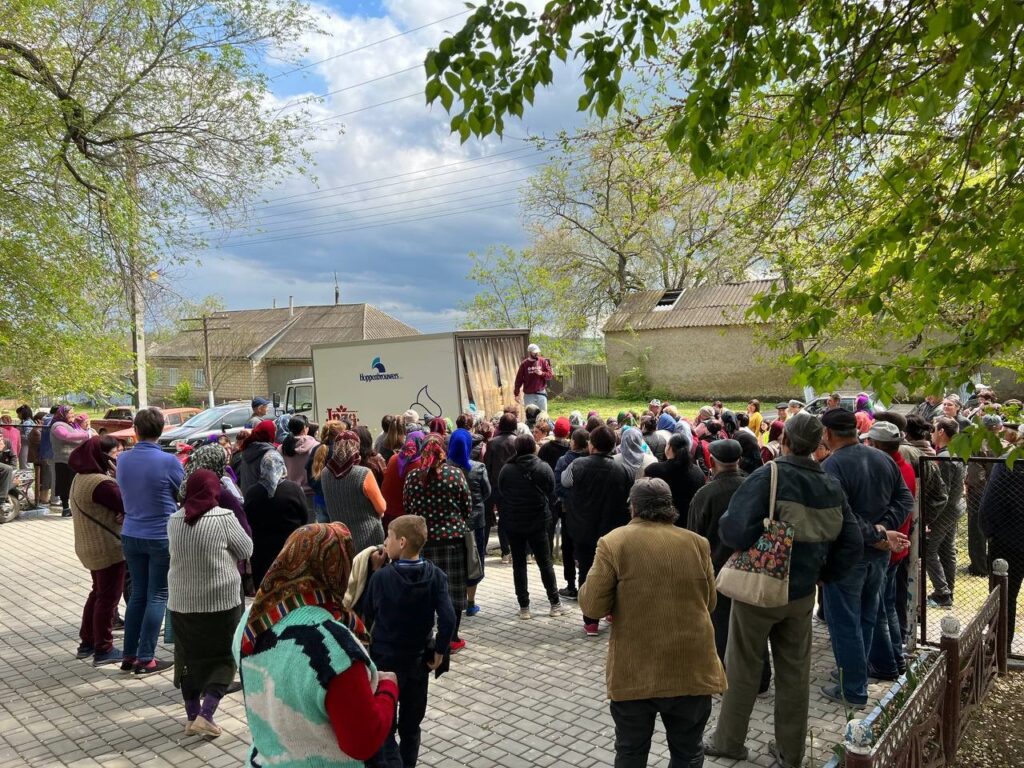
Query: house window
167 367 179 386
653 290 683 311
194 368 206 388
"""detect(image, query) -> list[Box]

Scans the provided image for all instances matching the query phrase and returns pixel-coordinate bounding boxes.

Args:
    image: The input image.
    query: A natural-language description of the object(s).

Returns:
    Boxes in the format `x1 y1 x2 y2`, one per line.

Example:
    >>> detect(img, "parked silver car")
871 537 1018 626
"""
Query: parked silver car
156 402 253 451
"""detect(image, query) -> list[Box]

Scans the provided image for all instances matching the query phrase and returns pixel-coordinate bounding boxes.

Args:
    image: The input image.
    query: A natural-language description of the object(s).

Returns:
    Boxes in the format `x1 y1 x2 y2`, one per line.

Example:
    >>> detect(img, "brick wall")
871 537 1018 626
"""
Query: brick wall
605 326 797 400
149 357 267 405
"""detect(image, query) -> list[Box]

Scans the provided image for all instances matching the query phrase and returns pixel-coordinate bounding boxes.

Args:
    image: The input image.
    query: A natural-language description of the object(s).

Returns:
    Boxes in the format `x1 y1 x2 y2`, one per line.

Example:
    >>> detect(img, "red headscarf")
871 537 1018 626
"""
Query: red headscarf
241 419 276 450
416 434 447 486
182 469 221 526
68 437 115 476
429 416 447 435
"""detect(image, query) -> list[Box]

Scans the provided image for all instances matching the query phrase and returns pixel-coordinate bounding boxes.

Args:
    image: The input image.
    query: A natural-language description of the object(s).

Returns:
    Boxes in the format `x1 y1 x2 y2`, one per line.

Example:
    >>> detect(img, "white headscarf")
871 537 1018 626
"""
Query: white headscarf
619 428 649 477
258 450 287 498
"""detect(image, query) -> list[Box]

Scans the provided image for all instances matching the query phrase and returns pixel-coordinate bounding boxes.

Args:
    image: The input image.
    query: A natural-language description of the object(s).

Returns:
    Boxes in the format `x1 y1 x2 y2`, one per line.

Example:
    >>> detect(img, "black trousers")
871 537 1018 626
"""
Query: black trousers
54 461 74 510
507 528 559 608
990 542 1024 652
576 536 599 623
548 505 576 588
369 653 429 768
967 487 989 575
610 695 712 768
711 594 772 694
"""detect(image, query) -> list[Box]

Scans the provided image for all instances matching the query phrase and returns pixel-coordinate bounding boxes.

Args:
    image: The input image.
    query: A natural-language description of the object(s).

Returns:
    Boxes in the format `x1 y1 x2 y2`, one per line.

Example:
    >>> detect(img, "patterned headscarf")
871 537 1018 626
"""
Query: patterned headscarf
178 443 229 502
416 434 447 486
397 430 426 477
258 450 288 498
53 405 73 425
240 522 365 657
325 430 360 479
618 428 649 476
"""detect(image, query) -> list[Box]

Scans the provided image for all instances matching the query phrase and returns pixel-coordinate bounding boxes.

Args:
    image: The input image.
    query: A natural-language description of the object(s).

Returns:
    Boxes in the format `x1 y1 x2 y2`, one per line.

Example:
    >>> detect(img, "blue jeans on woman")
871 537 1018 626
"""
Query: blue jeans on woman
122 535 170 663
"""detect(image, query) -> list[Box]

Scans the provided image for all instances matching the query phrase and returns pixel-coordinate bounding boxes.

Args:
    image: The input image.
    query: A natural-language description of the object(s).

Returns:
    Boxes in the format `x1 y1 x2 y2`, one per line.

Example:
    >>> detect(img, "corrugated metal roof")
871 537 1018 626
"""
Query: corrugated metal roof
150 304 419 361
602 280 781 332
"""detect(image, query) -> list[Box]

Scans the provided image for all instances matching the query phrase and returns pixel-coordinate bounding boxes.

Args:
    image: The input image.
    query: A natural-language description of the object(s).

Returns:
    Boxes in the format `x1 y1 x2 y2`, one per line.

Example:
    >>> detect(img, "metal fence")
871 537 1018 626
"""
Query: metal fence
556 363 610 397
918 454 1024 658
841 567 1008 768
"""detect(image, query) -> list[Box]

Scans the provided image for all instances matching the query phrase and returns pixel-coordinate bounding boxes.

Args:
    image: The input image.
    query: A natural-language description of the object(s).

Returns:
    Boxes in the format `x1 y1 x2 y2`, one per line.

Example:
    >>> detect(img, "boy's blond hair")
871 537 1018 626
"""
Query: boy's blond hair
389 515 428 554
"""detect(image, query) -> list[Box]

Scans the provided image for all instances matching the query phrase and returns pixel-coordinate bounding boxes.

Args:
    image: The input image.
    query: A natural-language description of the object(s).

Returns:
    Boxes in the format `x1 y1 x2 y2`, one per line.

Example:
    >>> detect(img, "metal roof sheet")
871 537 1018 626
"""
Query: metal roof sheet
601 280 780 332
149 304 419 361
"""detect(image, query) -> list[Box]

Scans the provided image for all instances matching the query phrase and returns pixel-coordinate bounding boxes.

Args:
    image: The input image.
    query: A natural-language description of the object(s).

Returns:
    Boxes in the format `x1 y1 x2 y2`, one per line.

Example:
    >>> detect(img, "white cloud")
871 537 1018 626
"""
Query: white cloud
183 0 587 332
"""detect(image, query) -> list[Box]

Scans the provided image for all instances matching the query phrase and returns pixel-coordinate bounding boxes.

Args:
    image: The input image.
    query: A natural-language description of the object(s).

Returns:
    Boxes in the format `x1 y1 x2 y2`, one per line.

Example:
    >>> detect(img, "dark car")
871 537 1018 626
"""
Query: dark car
156 403 252 451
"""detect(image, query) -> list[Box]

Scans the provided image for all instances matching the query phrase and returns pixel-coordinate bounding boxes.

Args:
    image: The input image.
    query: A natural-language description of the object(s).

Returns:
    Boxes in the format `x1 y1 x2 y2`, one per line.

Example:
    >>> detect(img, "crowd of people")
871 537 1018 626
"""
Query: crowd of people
3 377 1023 768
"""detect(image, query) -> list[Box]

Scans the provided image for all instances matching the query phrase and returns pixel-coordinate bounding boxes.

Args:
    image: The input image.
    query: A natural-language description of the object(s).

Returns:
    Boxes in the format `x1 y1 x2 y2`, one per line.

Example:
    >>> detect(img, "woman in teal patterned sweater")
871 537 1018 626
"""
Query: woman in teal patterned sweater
234 523 398 766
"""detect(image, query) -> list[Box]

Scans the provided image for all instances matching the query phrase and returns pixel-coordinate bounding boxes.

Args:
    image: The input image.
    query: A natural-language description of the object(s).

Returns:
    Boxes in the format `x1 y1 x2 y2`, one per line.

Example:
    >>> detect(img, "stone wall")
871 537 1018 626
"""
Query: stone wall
605 326 797 400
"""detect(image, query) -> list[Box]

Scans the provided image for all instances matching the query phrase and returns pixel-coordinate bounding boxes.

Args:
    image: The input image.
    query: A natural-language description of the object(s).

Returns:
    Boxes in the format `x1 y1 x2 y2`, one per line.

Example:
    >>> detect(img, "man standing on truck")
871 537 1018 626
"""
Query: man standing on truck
514 344 554 414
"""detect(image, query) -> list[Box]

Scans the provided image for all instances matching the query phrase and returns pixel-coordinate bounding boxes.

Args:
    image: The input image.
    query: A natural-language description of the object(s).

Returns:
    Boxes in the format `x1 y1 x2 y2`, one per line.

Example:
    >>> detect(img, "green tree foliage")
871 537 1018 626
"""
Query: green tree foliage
426 1 1024 407
522 102 759 327
171 380 194 407
0 0 316 397
459 245 588 370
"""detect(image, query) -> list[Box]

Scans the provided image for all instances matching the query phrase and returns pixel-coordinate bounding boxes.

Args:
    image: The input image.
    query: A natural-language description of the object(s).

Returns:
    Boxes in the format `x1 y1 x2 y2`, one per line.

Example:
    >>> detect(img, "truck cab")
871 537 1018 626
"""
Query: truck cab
282 378 314 418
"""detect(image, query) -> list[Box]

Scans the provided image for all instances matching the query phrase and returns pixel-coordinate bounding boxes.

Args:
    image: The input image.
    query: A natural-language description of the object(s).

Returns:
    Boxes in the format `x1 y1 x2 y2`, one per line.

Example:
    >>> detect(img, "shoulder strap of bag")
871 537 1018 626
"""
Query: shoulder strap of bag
767 460 778 523
77 507 122 541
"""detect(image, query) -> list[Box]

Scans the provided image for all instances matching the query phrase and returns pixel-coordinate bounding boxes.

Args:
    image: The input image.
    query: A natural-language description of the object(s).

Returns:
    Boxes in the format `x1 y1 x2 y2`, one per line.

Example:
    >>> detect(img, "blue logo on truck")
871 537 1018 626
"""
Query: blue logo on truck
360 356 400 382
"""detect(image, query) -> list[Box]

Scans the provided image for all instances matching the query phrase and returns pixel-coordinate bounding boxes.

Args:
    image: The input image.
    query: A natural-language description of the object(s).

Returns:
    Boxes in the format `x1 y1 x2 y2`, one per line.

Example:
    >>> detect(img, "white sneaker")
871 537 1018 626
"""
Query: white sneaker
518 607 531 620
549 603 565 617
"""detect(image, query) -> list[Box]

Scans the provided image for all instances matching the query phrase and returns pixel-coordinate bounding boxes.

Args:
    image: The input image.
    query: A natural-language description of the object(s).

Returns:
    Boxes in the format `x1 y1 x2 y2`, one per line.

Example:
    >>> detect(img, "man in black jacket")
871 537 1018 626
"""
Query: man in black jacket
561 425 634 636
979 451 1024 653
484 413 520 562
553 429 589 600
704 412 863 768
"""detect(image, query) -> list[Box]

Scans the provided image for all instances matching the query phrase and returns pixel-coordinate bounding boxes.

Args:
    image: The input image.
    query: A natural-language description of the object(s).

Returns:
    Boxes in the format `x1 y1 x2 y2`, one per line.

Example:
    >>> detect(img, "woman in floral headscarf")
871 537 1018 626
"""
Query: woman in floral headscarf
320 431 386 552
403 435 473 652
234 523 397 766
380 430 425 532
243 451 307 588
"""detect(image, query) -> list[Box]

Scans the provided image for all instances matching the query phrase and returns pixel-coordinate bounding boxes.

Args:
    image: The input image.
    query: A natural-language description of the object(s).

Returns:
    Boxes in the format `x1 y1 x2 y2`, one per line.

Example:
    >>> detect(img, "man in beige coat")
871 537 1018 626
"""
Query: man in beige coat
580 477 727 768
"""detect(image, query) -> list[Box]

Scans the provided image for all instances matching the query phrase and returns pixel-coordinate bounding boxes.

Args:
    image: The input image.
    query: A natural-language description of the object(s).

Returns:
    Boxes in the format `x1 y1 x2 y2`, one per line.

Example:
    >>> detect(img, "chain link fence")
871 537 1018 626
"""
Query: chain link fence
919 454 1024 658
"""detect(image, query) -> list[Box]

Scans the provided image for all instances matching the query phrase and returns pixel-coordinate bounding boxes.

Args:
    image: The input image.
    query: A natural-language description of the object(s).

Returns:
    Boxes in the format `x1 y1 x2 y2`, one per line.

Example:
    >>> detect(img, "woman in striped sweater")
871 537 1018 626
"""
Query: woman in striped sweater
168 469 253 738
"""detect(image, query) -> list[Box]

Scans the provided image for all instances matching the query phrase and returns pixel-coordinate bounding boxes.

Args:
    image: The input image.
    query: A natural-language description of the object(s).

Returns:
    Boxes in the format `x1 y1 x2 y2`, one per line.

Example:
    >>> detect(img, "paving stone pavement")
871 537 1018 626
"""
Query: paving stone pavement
0 513 897 767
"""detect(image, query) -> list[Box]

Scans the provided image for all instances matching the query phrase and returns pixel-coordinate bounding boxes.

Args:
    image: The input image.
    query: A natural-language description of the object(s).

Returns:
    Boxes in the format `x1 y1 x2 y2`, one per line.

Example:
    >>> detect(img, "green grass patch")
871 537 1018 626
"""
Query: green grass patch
548 396 747 422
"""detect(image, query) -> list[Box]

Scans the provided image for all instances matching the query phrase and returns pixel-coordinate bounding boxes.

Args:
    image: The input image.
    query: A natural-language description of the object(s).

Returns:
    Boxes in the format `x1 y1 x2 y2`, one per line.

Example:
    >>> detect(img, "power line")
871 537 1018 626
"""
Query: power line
195 146 542 213
187 147 552 224
216 199 518 248
275 65 421 113
305 91 424 126
194 159 549 234
269 10 470 80
216 181 532 244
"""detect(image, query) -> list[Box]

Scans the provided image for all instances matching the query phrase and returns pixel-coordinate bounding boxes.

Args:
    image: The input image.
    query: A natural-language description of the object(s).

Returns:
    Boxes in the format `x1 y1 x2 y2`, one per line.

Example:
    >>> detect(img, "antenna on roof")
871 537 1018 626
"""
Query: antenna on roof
334 272 340 305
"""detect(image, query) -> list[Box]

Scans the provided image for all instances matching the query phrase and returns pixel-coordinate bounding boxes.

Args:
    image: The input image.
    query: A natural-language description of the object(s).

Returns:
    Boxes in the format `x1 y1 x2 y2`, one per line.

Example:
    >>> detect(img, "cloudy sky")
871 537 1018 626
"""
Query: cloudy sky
181 0 586 332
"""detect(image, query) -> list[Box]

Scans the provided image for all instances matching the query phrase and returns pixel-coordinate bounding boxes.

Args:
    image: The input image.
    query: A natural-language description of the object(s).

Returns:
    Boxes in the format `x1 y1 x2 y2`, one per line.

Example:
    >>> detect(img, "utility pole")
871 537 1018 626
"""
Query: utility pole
131 279 148 408
180 314 229 408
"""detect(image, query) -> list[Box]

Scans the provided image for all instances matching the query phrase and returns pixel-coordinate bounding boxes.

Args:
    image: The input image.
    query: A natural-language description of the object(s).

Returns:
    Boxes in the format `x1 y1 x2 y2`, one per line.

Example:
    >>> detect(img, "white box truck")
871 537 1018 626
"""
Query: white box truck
282 330 529 430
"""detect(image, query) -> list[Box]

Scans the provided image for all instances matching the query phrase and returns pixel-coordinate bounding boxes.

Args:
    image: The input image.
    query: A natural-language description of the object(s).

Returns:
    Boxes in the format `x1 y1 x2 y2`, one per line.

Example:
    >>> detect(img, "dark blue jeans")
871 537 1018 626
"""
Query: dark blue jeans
824 555 886 703
122 535 170 663
867 562 904 677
